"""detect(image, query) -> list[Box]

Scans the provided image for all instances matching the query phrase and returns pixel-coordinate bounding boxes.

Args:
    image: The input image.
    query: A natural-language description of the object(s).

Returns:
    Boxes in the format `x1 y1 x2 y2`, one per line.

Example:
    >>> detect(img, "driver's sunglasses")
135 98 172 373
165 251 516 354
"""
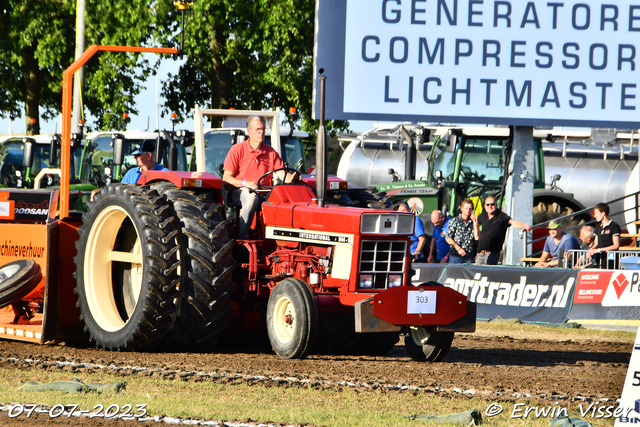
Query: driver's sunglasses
485 203 496 206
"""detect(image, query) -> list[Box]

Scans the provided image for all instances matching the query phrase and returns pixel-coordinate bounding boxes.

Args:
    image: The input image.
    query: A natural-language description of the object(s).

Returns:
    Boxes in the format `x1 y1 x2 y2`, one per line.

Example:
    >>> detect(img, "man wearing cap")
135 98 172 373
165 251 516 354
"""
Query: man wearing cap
223 116 299 240
534 220 580 268
121 140 168 184
90 140 168 201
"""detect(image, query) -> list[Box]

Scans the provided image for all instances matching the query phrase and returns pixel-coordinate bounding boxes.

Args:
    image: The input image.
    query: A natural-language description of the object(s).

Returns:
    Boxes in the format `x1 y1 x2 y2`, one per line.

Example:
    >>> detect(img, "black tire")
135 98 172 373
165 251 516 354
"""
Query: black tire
266 278 317 359
533 192 591 238
404 327 454 362
74 184 181 351
0 260 42 308
316 311 399 356
152 183 237 351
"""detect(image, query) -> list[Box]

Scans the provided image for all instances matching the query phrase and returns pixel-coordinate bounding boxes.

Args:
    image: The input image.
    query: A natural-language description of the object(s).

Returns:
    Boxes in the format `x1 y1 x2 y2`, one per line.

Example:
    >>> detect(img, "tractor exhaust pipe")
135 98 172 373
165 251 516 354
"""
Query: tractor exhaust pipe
316 71 327 208
401 126 416 181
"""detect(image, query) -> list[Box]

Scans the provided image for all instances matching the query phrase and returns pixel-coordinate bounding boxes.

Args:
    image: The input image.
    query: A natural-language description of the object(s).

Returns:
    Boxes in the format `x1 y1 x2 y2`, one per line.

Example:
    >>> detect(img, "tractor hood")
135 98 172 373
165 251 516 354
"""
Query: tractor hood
262 184 414 235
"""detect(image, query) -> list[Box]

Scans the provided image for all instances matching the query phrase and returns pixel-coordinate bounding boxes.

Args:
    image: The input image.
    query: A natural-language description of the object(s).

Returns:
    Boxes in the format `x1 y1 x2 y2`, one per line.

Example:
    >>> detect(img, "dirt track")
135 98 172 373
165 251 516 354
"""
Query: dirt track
0 332 633 426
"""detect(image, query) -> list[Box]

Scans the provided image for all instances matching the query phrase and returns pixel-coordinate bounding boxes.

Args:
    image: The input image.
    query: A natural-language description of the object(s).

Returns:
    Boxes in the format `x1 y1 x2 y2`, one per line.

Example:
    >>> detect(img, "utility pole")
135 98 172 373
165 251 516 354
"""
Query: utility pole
72 0 86 133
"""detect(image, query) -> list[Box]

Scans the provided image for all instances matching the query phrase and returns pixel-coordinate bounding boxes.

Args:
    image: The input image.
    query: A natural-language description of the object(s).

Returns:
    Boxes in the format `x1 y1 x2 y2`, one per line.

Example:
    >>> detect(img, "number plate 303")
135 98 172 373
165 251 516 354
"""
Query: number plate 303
407 290 437 315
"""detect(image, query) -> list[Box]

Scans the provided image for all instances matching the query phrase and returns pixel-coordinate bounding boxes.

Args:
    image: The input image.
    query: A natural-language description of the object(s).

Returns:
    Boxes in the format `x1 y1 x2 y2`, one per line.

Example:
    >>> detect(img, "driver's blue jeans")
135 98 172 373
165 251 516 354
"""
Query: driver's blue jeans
231 188 265 239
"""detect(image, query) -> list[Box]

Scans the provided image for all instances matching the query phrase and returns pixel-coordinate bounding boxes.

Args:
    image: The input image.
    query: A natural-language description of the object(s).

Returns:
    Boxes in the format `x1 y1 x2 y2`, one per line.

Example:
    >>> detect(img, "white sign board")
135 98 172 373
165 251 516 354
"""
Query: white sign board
407 290 437 314
314 0 640 127
0 202 11 218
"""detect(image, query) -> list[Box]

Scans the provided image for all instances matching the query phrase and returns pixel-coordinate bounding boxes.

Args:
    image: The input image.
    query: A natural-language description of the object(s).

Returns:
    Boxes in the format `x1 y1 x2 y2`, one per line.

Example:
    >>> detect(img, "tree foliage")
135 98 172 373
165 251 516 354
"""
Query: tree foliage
158 0 348 135
81 1 159 130
0 0 349 135
0 0 75 134
0 0 166 132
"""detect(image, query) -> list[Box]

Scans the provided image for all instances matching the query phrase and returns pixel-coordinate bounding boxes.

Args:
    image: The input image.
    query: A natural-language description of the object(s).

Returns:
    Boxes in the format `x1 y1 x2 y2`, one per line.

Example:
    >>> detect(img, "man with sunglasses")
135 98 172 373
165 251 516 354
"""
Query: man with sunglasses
475 196 532 265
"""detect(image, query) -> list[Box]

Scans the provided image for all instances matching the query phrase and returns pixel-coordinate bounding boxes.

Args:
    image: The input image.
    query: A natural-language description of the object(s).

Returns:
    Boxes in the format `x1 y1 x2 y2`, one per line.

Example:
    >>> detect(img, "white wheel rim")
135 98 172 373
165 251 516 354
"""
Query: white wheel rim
0 264 21 282
84 205 143 332
272 295 295 344
410 326 429 346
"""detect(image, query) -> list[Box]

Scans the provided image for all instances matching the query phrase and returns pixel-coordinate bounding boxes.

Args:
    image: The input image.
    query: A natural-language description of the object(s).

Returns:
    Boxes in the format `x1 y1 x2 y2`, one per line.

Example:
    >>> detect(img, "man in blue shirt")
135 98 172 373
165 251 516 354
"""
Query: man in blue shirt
397 202 426 262
90 140 168 201
428 210 450 263
121 140 168 183
534 220 580 268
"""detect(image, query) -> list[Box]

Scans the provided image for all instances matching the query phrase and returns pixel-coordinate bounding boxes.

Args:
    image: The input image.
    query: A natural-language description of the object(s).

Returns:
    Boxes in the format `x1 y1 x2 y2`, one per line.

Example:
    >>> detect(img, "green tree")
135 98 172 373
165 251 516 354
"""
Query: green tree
0 0 75 135
81 1 162 130
0 0 174 133
157 0 348 136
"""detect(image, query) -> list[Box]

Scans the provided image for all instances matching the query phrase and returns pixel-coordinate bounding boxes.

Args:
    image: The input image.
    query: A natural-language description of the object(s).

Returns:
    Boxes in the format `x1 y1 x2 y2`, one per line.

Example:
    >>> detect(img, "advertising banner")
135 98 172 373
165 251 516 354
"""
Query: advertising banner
571 270 640 320
314 0 640 127
412 264 576 323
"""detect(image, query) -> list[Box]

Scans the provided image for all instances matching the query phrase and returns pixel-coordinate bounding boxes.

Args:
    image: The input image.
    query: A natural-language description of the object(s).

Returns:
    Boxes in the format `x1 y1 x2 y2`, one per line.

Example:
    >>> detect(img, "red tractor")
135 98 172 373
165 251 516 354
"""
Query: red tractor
0 45 475 361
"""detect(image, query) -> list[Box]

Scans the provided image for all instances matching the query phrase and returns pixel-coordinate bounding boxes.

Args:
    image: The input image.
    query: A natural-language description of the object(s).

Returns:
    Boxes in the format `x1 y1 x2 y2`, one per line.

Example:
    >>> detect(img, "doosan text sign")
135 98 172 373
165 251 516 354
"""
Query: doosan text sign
313 0 640 127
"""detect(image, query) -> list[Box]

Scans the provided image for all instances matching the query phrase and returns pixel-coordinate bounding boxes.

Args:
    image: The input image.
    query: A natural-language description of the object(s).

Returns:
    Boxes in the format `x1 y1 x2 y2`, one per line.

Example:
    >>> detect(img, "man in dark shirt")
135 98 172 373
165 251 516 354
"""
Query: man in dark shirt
475 196 532 265
588 202 620 268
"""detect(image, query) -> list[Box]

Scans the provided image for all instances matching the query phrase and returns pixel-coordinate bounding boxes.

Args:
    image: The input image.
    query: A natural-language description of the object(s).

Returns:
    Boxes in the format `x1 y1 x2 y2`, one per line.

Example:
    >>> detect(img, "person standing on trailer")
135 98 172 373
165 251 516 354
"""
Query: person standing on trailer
475 196 532 265
427 210 450 263
445 199 479 264
396 201 427 262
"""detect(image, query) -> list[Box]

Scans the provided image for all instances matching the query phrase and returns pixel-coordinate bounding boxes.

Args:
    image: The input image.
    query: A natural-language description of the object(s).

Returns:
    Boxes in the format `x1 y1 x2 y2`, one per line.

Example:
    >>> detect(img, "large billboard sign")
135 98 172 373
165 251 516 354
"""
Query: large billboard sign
314 0 640 127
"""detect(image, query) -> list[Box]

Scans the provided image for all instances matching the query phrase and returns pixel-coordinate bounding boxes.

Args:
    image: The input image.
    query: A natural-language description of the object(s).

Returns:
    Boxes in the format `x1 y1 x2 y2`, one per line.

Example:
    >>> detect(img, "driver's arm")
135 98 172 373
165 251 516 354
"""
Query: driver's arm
223 170 258 191
284 170 300 183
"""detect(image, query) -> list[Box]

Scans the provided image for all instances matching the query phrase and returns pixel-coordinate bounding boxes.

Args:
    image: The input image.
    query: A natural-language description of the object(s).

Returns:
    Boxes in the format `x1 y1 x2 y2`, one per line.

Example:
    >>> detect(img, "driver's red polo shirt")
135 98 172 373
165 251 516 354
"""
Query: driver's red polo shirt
223 140 284 186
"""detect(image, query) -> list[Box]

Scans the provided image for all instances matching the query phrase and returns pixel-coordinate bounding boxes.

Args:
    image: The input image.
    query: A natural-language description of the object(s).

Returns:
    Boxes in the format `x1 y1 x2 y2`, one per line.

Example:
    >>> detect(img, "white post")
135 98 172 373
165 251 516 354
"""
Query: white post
503 126 535 265
71 0 85 133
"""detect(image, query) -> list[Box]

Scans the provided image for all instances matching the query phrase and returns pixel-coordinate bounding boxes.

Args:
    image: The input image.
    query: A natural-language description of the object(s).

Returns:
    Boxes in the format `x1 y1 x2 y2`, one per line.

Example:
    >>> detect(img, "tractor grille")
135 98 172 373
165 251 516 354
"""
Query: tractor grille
359 240 407 289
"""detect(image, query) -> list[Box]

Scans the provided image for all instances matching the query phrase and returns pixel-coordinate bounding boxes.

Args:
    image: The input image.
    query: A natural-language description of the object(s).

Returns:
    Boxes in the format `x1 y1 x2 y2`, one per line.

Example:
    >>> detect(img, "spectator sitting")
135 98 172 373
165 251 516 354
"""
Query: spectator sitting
572 225 596 268
534 220 580 268
587 202 620 268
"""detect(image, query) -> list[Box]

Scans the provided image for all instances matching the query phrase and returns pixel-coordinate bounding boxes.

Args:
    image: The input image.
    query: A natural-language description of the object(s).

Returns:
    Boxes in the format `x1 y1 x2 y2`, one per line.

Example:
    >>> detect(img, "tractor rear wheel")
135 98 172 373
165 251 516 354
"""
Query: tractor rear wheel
404 327 454 362
0 260 42 308
74 184 181 351
266 278 317 359
153 184 236 351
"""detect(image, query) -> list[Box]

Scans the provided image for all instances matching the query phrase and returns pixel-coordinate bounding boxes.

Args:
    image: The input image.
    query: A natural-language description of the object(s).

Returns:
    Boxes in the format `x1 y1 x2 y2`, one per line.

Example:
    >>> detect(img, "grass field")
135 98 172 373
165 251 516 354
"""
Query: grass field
0 323 635 427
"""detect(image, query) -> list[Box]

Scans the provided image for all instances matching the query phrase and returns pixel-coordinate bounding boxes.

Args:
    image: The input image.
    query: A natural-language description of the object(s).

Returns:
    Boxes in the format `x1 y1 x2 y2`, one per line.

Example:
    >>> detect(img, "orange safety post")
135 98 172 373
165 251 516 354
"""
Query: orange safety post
60 45 179 219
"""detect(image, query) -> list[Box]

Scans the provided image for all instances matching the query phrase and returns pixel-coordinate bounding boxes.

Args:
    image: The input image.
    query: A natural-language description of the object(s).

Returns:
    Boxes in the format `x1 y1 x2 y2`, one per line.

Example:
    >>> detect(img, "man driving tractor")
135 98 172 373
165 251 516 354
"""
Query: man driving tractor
222 116 299 239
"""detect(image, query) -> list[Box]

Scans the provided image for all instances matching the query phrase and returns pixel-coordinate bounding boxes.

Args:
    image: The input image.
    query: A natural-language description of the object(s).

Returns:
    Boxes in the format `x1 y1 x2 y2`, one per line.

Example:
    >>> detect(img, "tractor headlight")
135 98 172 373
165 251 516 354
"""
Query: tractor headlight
388 274 403 287
359 274 373 289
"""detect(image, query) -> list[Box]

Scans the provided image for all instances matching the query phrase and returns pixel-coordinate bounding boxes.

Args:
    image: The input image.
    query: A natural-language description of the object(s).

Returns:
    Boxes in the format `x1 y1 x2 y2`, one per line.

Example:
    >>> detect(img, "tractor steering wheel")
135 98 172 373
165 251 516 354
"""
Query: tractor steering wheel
256 167 302 190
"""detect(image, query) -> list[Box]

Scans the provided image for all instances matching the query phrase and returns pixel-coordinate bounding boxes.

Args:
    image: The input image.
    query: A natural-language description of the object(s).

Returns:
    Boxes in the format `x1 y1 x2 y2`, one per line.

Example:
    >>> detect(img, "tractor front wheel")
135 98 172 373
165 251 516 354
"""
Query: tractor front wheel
74 184 181 351
266 278 317 359
404 326 454 362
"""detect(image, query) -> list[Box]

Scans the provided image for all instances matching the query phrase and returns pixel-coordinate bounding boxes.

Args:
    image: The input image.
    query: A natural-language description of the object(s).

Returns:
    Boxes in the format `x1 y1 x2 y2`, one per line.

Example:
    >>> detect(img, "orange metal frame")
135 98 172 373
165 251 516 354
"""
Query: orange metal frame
60 45 179 218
